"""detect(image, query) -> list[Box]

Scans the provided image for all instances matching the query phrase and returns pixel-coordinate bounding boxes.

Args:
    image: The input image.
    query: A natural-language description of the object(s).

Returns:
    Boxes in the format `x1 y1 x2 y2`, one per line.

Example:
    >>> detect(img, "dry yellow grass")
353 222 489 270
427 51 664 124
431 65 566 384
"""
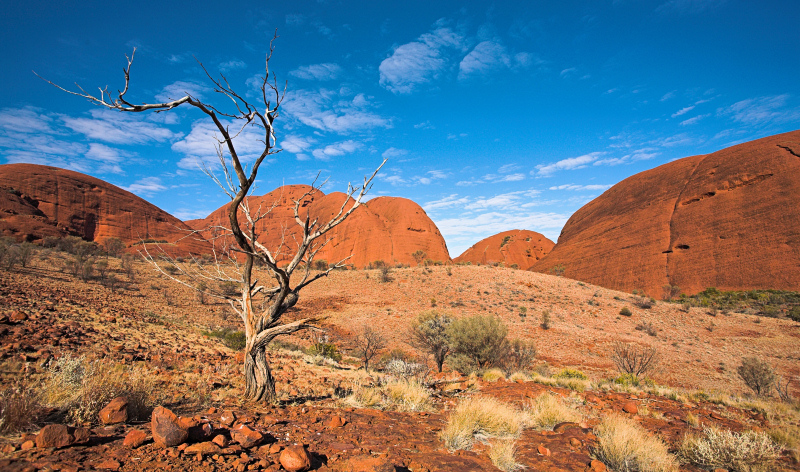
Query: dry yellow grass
593 414 678 472
482 368 506 382
440 396 526 451
526 392 582 430
344 379 431 412
680 427 783 471
489 440 524 472
508 372 529 382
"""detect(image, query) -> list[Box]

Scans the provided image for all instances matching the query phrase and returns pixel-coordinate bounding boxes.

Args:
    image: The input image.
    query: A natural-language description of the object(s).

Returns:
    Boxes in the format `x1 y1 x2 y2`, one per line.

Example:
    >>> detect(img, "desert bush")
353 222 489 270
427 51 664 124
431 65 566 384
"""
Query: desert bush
593 414 678 472
408 310 452 372
411 250 426 265
42 355 155 423
0 381 41 434
345 380 431 412
541 310 551 329
447 353 479 376
378 265 391 283
218 280 239 297
662 284 681 301
489 440 524 472
635 321 657 336
555 368 588 380
101 237 125 258
612 342 659 377
203 327 246 350
354 324 386 372
384 359 427 380
501 339 536 374
307 342 343 362
612 373 654 388
311 259 328 271
549 264 565 277
483 368 506 382
526 392 582 430
620 306 633 317
440 396 526 451
508 372 529 382
447 315 508 369
680 427 782 471
769 426 800 463
737 357 776 397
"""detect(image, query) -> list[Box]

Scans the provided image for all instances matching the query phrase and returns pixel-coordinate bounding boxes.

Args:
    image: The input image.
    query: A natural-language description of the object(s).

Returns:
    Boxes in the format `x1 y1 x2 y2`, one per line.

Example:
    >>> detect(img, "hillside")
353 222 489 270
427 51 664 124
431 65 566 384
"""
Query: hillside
454 229 554 269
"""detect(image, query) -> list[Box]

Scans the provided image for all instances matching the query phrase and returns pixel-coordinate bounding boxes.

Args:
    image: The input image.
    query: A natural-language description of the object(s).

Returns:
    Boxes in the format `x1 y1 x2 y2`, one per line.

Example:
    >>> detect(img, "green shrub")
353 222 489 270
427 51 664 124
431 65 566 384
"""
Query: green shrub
409 311 452 373
555 368 587 380
447 315 509 369
203 328 246 350
620 307 633 317
737 357 775 397
307 342 342 362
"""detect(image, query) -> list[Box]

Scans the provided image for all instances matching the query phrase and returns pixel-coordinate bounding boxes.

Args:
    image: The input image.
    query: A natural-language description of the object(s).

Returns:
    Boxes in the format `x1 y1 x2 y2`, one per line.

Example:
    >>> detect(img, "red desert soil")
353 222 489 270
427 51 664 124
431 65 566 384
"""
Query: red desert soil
185 185 451 268
532 129 800 296
454 229 554 270
0 164 210 255
1 254 799 471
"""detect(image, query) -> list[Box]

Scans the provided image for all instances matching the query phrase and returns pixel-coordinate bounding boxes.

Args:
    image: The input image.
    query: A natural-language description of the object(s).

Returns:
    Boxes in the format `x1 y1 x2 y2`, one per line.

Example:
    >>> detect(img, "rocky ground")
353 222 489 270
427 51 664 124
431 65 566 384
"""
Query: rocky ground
1 252 799 471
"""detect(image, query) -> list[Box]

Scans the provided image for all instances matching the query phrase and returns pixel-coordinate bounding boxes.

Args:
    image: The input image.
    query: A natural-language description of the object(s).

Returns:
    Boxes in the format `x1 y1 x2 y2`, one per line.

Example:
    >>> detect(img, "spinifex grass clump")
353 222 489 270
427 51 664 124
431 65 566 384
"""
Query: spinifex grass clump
593 414 678 472
680 427 782 471
440 396 526 451
526 392 582 430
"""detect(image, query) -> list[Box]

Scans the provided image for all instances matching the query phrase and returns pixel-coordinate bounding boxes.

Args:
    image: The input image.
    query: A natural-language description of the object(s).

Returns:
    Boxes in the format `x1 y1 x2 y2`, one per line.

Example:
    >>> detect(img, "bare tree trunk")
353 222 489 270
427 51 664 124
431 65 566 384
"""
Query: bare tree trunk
244 342 276 403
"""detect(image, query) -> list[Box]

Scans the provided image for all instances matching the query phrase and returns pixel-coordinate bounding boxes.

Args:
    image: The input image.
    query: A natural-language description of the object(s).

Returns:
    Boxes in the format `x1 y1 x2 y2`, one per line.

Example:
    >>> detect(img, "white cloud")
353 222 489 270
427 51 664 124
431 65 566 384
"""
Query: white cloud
414 121 434 129
379 25 466 93
219 60 246 73
458 40 510 79
382 147 407 159
172 119 266 169
423 194 470 211
289 63 343 81
61 109 179 145
155 80 211 102
534 152 605 176
549 184 612 191
661 91 677 101
680 113 710 126
311 140 363 161
122 177 166 196
720 95 800 126
283 89 391 134
560 67 578 78
672 105 695 117
498 164 521 173
172 208 215 220
280 135 316 154
0 106 58 134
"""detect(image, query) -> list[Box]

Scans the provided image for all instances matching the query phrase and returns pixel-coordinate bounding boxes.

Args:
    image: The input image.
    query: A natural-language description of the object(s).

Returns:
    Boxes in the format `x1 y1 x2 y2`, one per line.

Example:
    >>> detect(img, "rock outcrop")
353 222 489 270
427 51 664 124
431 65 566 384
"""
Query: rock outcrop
0 164 209 254
185 185 451 268
454 229 554 269
532 130 800 295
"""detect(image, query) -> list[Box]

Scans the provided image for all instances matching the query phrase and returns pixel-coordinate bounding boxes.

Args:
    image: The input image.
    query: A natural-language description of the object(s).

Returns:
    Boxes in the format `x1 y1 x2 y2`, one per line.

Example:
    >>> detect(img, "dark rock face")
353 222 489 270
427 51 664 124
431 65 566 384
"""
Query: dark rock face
0 163 210 254
532 130 800 295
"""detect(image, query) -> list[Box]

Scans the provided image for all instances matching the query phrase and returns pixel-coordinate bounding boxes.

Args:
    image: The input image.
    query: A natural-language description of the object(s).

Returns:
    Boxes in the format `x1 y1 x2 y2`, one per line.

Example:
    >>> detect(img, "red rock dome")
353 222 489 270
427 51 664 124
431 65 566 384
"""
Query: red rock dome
454 230 554 269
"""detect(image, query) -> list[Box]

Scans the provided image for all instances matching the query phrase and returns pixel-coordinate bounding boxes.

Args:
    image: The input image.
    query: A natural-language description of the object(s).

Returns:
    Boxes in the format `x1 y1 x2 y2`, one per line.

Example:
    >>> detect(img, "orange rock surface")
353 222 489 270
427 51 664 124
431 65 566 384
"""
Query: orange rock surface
186 185 451 267
0 163 209 254
454 229 554 269
532 130 800 296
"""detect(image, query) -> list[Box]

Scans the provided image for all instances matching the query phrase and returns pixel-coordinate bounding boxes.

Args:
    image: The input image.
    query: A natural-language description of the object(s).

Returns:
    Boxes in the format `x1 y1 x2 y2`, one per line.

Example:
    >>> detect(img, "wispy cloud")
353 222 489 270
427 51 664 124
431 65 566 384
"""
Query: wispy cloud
379 23 466 94
560 67 578 78
672 105 695 117
423 194 470 211
534 152 605 176
381 147 407 159
172 119 264 169
219 60 246 73
719 94 800 126
549 184 612 191
594 148 660 166
283 89 391 134
0 106 58 134
680 113 710 126
155 80 211 102
280 134 316 161
289 63 343 81
122 176 166 197
458 40 509 79
61 109 180 145
311 140 363 161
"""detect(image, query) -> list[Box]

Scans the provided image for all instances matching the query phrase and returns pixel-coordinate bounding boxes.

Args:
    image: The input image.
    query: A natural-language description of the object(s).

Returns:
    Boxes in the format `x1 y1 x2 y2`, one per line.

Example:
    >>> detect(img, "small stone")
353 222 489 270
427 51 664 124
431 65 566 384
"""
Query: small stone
151 406 188 448
269 443 282 454
622 401 638 415
124 429 147 448
337 455 395 472
10 311 28 323
94 459 121 470
72 427 91 444
212 434 229 448
36 424 72 449
589 459 607 472
220 410 236 426
570 437 582 447
279 445 311 472
99 397 129 425
185 441 223 456
325 416 347 429
537 445 551 456
553 422 580 433
231 424 263 448
21 440 35 451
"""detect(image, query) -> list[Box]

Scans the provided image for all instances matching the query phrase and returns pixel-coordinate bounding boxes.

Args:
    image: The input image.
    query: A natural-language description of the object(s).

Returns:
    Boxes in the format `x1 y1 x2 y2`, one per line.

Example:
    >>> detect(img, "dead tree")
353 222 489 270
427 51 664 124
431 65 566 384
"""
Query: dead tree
611 341 659 377
354 324 386 373
41 34 386 403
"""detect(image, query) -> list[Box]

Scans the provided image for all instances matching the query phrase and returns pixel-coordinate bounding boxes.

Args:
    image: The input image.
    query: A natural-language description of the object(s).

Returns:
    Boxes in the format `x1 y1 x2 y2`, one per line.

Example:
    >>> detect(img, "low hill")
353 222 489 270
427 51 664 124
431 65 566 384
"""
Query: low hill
454 229 554 269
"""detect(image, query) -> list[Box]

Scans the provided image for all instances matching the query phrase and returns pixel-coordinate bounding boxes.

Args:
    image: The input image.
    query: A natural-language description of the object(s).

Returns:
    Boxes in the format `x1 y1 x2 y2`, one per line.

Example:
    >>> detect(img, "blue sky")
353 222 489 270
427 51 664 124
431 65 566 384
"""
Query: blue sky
1 0 799 256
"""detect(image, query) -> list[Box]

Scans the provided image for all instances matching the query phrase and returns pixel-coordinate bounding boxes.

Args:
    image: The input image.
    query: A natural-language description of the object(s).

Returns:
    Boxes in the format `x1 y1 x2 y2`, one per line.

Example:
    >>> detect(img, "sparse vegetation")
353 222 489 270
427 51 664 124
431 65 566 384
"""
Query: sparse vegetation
489 440 524 472
737 357 776 397
612 341 659 377
345 379 431 412
549 264 565 277
203 327 246 350
620 306 632 317
408 311 452 372
354 324 387 372
0 381 41 434
540 310 551 329
447 315 509 369
593 414 678 472
440 396 526 451
680 427 782 471
526 392 582 430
